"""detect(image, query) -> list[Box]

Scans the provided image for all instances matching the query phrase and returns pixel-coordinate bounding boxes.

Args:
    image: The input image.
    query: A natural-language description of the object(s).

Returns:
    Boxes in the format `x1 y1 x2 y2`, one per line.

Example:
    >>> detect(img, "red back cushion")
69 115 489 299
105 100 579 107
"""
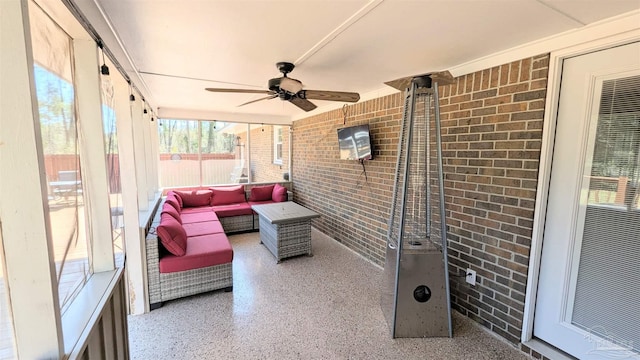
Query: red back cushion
249 185 274 202
175 190 213 207
272 184 287 202
156 214 187 256
161 203 182 224
210 185 246 206
167 190 183 207
164 196 181 213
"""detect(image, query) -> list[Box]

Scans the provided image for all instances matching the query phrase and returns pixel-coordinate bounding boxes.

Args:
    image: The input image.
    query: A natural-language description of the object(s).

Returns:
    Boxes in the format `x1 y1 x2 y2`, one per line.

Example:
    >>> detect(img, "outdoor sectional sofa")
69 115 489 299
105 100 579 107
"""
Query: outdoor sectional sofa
145 183 289 309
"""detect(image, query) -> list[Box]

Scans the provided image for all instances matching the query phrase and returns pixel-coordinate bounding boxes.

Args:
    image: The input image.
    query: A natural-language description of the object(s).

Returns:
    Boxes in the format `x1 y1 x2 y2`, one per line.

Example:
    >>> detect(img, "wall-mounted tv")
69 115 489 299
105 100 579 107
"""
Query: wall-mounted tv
337 124 373 161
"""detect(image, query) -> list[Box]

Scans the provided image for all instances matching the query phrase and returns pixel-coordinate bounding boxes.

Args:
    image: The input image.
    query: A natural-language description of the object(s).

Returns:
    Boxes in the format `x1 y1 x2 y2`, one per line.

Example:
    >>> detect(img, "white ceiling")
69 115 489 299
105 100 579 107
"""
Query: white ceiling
74 0 640 121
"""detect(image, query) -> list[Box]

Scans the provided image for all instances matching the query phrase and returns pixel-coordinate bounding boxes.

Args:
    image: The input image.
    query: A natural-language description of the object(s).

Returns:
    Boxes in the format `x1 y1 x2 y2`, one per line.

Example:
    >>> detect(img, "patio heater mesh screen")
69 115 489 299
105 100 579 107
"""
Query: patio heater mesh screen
388 93 444 249
382 74 453 338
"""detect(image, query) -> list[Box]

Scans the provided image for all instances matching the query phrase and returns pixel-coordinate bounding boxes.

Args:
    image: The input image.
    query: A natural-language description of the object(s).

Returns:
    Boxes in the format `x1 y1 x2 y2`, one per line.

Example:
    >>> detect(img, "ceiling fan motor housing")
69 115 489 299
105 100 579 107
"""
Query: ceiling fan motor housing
279 92 293 100
268 78 281 92
205 60 359 112
276 62 295 75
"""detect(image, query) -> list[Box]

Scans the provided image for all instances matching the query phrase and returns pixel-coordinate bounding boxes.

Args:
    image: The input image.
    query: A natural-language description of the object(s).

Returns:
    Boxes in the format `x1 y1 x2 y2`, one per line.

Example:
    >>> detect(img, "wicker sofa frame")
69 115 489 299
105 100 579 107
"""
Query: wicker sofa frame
145 188 292 309
146 205 235 309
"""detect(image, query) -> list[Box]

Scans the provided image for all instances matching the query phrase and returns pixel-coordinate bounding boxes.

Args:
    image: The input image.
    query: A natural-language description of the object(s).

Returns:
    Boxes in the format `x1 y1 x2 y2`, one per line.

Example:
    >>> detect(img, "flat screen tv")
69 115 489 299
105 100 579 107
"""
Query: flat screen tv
337 124 373 161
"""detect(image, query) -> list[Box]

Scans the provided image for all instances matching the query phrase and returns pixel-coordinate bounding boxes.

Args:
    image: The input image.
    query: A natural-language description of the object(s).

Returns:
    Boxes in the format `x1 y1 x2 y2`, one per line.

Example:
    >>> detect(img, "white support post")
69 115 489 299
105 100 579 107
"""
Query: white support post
115 80 147 314
143 111 154 200
246 124 252 183
130 96 149 211
0 0 64 357
73 39 115 273
288 125 292 181
149 116 160 192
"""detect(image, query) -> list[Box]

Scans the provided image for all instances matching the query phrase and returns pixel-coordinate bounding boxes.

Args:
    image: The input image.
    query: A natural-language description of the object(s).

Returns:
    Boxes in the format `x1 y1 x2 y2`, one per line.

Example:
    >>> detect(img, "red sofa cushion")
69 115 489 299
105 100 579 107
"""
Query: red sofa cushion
211 203 254 217
272 184 287 202
180 206 215 214
183 221 225 237
164 196 181 213
175 190 213 207
210 185 246 206
249 185 274 202
167 190 183 208
156 214 187 256
159 233 233 273
180 211 219 224
161 203 182 223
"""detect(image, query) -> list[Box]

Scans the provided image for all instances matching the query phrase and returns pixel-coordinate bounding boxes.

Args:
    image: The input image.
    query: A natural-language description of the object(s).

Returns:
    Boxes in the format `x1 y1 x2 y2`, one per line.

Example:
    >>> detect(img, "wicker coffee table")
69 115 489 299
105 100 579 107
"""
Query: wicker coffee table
251 202 320 263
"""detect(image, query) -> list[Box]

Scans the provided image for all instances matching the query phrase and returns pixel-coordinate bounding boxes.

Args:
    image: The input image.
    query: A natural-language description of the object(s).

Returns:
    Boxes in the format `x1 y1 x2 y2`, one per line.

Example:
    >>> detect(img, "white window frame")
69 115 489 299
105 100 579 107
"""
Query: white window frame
273 125 283 165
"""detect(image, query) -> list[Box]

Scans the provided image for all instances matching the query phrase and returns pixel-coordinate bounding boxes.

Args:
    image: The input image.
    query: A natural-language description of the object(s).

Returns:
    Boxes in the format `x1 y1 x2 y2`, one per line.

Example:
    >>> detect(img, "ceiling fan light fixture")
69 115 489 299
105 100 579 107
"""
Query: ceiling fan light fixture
205 61 360 112
280 77 303 94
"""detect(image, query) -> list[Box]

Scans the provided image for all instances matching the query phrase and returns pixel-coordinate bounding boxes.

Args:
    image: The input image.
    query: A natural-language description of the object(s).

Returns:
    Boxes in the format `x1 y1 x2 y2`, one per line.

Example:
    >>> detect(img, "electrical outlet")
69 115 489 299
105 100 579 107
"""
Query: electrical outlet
466 268 477 285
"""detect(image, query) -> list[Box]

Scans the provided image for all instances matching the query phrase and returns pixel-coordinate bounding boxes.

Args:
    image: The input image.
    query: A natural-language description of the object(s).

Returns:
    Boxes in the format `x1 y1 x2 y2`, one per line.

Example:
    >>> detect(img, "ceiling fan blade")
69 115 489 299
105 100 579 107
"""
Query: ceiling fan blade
289 97 317 111
384 71 455 91
301 90 360 103
205 88 272 94
238 94 278 107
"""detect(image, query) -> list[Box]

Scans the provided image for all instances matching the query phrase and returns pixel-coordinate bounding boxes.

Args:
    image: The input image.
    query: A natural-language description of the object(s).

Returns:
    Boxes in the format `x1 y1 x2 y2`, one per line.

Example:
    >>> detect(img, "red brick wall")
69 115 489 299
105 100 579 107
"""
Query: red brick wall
293 96 404 264
439 54 549 343
246 125 291 183
292 53 550 344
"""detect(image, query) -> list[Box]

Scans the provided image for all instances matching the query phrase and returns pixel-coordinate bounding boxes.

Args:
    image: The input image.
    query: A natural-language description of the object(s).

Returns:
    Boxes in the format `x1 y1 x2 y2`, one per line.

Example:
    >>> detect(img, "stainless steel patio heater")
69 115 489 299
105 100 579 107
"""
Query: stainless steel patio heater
381 71 454 338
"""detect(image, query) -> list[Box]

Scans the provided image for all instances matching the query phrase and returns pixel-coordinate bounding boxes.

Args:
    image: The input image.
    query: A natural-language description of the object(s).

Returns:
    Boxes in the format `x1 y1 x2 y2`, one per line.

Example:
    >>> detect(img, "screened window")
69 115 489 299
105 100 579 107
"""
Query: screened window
158 119 200 187
159 120 247 186
200 121 248 185
159 120 291 186
274 125 283 165
101 57 124 267
30 4 91 313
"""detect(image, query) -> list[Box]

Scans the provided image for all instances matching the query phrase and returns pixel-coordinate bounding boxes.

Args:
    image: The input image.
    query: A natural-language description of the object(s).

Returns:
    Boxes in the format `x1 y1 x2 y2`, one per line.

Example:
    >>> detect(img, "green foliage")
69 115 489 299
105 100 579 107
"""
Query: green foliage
158 119 236 154
592 113 640 180
34 65 77 155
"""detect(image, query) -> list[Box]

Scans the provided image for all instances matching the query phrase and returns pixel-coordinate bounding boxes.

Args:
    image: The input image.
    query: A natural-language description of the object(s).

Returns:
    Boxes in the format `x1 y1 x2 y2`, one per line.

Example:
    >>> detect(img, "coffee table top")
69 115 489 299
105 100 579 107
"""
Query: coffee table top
251 202 320 225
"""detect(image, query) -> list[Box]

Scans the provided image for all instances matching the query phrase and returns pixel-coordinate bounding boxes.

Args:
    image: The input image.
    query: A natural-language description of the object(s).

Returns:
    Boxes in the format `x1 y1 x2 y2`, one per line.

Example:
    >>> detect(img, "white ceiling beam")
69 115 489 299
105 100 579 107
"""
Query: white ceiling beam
68 0 158 112
295 0 385 67
90 0 157 109
534 0 586 26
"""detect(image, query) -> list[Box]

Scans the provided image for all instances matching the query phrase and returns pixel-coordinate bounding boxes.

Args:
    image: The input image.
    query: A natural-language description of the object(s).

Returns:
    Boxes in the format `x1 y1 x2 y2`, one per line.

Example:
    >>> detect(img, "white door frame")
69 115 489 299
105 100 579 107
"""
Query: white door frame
521 16 640 344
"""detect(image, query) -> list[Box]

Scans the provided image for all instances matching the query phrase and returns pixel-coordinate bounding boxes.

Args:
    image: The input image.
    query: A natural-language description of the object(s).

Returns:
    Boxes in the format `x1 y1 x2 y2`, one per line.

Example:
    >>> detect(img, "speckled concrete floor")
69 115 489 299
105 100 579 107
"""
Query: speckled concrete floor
128 229 529 360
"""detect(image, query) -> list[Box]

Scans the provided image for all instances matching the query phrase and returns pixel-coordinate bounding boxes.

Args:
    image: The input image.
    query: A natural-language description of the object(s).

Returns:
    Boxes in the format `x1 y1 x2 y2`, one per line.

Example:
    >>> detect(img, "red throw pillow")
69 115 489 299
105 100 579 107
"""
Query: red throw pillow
167 190 183 208
164 196 181 213
210 185 246 206
175 190 213 207
162 203 182 224
272 184 287 202
156 214 187 256
249 185 274 202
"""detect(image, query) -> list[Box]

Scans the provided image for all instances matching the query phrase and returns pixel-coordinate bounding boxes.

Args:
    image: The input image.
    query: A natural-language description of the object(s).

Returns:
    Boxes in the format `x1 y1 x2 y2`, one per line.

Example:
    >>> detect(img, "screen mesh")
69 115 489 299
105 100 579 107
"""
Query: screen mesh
387 88 445 252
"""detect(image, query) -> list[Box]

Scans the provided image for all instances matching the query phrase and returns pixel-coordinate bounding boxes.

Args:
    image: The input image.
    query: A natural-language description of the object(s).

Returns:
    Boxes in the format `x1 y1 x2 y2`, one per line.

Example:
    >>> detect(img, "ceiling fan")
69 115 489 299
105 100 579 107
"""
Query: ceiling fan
205 62 360 112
